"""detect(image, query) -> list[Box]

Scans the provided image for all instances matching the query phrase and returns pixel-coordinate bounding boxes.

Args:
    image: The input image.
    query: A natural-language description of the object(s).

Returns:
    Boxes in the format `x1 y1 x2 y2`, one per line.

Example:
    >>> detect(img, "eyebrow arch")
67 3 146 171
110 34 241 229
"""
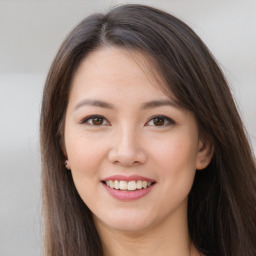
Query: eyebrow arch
74 99 179 111
74 99 115 110
141 99 179 109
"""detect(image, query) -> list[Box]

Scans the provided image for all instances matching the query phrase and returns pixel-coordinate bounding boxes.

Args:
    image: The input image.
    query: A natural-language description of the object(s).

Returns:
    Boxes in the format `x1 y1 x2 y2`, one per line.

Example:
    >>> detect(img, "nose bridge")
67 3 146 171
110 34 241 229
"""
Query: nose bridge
108 122 146 166
118 124 137 149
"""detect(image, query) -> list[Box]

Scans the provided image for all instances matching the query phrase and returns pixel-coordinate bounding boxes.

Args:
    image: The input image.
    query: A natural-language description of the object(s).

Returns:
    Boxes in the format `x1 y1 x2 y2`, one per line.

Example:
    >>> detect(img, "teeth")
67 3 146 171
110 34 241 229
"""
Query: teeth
105 180 153 190
114 180 119 189
119 180 128 190
137 180 142 189
128 181 136 191
109 180 114 188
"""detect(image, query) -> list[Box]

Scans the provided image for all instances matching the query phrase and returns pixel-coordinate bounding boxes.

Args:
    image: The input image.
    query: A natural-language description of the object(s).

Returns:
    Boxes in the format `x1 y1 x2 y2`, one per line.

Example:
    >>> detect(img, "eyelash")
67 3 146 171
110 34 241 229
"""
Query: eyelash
81 115 109 126
146 115 175 127
80 114 175 127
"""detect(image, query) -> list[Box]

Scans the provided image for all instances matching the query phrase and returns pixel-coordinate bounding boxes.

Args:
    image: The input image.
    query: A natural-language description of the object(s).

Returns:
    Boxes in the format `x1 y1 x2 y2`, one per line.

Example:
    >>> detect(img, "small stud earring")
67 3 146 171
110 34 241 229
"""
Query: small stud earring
200 160 208 169
203 161 208 168
64 160 71 170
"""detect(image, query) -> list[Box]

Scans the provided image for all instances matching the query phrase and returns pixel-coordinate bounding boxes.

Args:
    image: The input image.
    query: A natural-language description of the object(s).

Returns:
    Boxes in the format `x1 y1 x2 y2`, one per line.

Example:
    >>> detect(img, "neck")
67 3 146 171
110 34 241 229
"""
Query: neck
94 205 200 256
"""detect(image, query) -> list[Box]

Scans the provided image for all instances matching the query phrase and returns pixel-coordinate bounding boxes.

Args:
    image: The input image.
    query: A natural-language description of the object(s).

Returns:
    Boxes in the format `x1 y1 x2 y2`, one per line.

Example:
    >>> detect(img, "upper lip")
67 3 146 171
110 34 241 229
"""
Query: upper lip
102 175 155 183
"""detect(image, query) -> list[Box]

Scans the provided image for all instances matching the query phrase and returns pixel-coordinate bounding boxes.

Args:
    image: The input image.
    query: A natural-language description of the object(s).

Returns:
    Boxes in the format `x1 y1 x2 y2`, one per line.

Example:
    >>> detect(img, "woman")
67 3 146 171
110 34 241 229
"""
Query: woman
40 4 256 256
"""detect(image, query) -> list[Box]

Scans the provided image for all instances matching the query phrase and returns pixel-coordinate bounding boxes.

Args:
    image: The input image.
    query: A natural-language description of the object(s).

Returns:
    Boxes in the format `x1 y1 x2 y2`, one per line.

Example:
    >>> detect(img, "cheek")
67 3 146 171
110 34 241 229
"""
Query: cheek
152 136 198 170
149 134 198 194
65 134 108 205
152 137 198 207
65 131 108 179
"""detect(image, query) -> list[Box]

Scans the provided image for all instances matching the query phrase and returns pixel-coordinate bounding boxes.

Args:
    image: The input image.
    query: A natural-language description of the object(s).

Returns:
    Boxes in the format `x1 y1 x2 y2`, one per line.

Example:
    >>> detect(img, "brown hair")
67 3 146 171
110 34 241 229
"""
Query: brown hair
40 4 256 256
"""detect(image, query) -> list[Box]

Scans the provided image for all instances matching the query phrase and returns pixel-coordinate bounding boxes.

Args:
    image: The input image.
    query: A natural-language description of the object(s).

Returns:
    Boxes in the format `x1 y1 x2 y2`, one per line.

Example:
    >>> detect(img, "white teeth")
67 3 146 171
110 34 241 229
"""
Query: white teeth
136 180 142 189
114 180 119 189
128 181 136 191
105 180 153 190
109 180 114 188
119 181 128 190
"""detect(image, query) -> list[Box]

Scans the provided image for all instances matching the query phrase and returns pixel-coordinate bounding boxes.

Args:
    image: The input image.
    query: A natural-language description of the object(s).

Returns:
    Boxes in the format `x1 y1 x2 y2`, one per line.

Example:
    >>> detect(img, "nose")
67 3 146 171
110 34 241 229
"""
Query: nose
108 127 147 167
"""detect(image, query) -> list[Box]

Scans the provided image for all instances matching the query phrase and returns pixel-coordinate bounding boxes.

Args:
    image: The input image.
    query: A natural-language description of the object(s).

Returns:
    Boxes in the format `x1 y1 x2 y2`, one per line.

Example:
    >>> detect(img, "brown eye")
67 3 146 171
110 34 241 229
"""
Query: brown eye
152 117 165 126
146 115 175 127
92 117 104 125
81 115 108 126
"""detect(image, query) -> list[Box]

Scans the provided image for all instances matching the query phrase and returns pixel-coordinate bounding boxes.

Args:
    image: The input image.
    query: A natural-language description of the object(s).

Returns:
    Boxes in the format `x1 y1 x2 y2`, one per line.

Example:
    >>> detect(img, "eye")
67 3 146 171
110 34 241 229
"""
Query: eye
146 115 175 127
81 115 109 126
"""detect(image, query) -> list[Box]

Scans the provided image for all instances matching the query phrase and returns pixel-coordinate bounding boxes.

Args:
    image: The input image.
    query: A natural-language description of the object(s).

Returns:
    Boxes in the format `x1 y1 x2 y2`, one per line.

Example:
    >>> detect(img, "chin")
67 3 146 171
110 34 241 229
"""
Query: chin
94 210 154 233
108 220 152 233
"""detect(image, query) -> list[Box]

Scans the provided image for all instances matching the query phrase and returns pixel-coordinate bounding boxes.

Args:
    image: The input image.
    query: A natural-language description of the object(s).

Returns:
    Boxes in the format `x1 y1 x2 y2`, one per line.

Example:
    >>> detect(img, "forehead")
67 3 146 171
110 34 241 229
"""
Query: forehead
69 46 175 102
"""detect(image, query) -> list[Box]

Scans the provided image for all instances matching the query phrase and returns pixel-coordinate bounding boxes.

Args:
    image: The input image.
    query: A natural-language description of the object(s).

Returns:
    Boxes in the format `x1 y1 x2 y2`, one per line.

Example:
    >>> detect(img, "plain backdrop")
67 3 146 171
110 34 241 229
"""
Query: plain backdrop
0 1 255 255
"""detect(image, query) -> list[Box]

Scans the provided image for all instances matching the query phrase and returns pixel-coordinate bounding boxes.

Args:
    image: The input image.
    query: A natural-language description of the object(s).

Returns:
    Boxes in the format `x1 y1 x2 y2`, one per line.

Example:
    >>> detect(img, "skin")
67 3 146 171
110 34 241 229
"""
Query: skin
64 47 212 256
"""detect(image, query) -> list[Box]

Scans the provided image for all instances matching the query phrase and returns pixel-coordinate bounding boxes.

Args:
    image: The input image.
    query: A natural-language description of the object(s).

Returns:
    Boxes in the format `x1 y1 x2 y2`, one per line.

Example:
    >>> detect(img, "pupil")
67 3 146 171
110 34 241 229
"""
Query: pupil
93 117 103 125
153 117 164 126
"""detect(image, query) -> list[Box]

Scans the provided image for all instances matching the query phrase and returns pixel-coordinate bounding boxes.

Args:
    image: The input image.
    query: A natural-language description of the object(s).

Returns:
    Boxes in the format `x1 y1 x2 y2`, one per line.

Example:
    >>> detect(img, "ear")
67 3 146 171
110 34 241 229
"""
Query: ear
64 159 71 170
62 145 71 170
196 135 214 170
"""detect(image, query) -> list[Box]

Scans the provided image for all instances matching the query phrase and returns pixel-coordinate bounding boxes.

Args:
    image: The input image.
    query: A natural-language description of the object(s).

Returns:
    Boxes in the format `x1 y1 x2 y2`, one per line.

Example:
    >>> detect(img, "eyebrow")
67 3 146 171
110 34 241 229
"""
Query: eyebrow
74 99 115 110
141 99 179 109
74 99 179 111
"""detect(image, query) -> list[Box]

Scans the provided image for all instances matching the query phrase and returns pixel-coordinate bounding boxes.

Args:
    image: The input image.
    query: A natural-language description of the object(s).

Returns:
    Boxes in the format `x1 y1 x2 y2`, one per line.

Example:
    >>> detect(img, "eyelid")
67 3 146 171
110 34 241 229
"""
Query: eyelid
80 114 110 125
80 114 174 127
145 115 176 126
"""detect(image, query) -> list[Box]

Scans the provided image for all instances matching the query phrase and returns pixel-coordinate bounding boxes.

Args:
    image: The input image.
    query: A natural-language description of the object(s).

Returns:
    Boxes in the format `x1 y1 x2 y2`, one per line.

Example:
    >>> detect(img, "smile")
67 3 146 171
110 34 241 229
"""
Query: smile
104 180 153 191
102 175 156 200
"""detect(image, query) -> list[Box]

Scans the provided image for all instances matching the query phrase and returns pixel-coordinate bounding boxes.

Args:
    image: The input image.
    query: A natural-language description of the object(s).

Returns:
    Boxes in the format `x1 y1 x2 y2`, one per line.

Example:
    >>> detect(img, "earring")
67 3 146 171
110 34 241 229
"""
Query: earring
64 160 70 169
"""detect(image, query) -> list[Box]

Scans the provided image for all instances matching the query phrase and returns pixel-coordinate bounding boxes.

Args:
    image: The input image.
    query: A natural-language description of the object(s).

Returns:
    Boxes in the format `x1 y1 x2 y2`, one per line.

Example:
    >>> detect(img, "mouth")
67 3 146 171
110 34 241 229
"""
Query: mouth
101 175 156 200
102 180 155 191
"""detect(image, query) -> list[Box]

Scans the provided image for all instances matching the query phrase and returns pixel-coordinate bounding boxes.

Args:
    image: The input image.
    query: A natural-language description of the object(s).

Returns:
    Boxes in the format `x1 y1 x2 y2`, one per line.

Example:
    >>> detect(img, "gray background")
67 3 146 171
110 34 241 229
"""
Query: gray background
0 0 255 255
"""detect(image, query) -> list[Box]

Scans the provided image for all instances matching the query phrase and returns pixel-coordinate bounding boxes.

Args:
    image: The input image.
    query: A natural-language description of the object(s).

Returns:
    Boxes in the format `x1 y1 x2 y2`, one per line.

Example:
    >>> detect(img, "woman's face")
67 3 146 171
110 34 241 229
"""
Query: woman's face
64 47 209 233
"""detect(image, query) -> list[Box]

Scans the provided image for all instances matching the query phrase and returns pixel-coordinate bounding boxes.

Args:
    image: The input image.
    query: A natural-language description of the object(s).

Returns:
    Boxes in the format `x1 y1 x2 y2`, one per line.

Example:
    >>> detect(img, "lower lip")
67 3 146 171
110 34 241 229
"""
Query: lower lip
102 183 154 201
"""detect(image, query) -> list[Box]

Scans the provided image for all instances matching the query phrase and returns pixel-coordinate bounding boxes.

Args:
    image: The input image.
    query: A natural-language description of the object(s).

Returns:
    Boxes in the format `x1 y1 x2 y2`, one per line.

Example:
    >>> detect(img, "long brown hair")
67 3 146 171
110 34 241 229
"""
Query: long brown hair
40 4 256 256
